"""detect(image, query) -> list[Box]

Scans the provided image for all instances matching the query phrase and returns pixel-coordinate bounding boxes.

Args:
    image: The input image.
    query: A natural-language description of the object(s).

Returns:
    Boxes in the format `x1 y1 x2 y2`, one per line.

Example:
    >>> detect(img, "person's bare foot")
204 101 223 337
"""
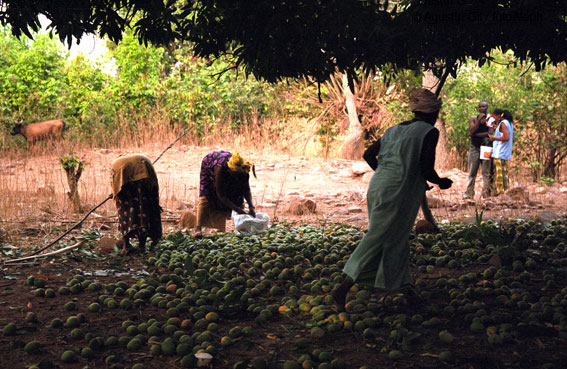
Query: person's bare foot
120 246 134 255
331 288 347 312
331 278 354 312
401 284 424 306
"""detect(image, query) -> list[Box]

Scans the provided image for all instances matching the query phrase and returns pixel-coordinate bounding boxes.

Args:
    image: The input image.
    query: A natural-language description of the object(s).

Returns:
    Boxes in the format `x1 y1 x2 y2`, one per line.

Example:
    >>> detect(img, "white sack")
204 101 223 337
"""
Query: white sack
231 211 270 235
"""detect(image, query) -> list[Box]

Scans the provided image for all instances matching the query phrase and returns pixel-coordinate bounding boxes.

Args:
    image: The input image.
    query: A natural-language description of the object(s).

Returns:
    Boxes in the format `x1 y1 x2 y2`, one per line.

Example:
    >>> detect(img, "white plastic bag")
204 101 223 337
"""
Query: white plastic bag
231 211 270 235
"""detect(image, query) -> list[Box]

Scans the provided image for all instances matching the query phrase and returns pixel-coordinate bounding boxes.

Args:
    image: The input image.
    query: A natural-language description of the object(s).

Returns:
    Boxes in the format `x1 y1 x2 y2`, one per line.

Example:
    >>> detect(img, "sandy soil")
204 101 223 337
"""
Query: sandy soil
1 144 566 248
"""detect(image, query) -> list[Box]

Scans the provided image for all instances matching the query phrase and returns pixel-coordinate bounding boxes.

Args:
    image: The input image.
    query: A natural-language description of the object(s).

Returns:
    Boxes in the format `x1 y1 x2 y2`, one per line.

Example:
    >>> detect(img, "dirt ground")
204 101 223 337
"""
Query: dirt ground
1 145 567 369
1 144 566 248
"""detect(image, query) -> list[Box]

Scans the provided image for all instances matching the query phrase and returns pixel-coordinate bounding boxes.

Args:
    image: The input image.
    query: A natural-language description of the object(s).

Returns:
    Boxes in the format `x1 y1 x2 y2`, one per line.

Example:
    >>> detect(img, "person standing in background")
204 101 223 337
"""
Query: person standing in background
489 109 514 195
464 101 492 199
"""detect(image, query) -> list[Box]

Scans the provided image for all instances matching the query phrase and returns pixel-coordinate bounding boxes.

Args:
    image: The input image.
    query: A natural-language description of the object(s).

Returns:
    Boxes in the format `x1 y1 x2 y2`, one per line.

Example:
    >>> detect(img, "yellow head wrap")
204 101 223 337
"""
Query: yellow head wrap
227 151 253 174
409 89 442 113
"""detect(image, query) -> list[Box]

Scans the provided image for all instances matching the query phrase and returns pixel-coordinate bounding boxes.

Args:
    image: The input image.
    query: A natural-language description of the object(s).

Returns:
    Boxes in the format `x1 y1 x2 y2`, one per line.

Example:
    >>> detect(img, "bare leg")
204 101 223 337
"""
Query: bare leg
421 193 439 233
331 278 354 312
138 232 147 253
121 236 132 255
194 226 203 238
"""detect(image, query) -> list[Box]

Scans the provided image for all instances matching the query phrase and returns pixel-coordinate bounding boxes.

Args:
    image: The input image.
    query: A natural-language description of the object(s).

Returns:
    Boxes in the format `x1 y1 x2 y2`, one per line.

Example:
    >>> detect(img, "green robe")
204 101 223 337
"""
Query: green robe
343 120 434 290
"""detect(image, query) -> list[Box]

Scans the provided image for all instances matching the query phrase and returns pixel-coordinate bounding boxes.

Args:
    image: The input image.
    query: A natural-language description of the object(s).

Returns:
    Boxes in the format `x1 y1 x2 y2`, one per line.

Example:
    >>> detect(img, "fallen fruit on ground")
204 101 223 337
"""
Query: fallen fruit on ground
1 220 567 368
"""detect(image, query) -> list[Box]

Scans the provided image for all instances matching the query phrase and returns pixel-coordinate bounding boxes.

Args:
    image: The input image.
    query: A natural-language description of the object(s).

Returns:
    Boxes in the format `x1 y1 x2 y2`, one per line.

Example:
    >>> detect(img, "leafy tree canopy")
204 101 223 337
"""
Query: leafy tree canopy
1 0 566 84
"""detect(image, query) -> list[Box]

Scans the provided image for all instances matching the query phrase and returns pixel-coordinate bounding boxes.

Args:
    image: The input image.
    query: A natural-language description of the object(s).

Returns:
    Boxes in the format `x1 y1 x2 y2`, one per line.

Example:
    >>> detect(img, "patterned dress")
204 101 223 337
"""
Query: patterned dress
491 119 513 195
111 155 162 249
116 179 162 247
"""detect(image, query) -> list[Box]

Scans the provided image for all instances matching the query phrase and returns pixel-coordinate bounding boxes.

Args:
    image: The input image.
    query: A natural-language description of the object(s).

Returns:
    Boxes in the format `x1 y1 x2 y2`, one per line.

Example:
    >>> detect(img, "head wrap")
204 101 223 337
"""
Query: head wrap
409 89 442 113
227 151 253 174
485 114 496 128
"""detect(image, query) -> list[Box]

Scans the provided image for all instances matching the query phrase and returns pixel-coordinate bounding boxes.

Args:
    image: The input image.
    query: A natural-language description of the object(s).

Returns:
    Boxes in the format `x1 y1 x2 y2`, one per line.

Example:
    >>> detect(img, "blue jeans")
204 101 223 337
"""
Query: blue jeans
465 144 492 197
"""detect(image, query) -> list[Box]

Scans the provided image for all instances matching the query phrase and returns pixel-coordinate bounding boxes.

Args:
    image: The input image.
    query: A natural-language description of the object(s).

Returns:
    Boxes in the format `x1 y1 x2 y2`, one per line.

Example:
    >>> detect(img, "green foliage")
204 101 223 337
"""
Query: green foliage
443 51 516 167
60 152 86 171
63 55 109 123
451 220 507 247
2 23 566 182
185 0 567 86
540 175 555 187
475 208 484 228
444 51 567 177
0 28 66 119
3 0 567 89
110 31 166 113
2 0 183 46
158 51 281 137
0 28 290 146
289 69 421 146
517 64 567 181
315 119 339 158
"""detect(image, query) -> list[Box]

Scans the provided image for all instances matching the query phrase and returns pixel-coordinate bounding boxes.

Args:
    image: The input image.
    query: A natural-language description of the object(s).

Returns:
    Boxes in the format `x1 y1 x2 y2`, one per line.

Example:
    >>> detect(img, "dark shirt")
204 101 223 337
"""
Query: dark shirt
471 116 488 148
217 166 247 211
362 119 442 185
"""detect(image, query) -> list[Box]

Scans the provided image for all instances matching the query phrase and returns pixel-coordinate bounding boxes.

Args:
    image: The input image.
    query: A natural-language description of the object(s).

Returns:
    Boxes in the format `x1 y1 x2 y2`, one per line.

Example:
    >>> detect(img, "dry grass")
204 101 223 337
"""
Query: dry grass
0 144 112 220
3 114 560 250
0 116 341 235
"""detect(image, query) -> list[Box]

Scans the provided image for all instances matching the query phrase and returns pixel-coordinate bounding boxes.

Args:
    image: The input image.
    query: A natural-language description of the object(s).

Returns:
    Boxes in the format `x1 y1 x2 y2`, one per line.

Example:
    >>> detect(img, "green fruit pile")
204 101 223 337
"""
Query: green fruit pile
6 219 567 368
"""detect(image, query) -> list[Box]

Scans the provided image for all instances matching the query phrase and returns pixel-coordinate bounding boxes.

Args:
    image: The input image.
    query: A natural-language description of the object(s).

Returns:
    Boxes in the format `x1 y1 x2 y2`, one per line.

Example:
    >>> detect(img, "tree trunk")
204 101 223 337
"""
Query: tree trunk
423 69 452 170
543 147 557 179
64 164 83 213
419 70 448 230
339 73 365 160
435 116 452 170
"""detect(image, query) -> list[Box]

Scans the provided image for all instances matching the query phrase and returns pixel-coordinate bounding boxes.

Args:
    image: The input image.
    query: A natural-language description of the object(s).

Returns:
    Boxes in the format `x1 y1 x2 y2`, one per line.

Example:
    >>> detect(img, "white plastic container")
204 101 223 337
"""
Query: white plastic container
480 145 493 160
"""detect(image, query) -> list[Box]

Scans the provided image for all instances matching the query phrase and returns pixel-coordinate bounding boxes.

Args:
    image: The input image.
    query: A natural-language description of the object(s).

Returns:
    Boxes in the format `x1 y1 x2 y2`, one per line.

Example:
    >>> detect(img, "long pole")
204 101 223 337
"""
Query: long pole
22 128 190 257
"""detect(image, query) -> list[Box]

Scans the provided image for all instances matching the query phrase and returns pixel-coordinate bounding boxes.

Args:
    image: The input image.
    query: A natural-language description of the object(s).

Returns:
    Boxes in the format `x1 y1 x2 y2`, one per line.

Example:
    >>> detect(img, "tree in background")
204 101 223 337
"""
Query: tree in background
2 1 567 176
63 54 111 139
443 52 567 181
299 69 420 159
159 51 281 139
0 28 289 147
2 1 566 164
0 29 66 120
2 1 565 85
110 30 166 114
514 64 567 182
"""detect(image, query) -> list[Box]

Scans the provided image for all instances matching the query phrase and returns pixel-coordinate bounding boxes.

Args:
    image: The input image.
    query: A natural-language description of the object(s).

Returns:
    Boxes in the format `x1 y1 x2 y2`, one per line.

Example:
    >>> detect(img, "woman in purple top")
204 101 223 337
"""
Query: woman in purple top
194 150 256 237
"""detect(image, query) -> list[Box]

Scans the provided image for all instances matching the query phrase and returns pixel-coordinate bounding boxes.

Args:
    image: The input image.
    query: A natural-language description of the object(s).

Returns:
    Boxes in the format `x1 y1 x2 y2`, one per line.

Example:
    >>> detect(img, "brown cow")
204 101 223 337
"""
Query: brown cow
10 119 65 145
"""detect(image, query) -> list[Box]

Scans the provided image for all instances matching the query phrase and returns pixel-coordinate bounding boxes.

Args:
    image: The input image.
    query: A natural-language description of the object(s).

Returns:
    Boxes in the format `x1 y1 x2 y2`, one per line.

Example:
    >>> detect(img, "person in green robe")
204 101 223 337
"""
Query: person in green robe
332 89 453 312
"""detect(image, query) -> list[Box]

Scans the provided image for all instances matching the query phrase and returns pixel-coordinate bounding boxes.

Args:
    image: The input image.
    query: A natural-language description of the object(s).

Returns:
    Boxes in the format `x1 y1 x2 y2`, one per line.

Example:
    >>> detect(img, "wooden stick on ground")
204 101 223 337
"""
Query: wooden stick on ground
4 240 87 264
15 127 190 259
26 195 112 257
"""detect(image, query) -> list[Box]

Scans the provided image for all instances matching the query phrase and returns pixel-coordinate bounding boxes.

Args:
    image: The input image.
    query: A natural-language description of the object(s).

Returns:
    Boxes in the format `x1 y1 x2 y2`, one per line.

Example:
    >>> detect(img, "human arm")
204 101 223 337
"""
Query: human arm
243 186 256 217
214 166 247 214
421 128 452 189
489 121 510 142
363 138 381 171
469 114 487 137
